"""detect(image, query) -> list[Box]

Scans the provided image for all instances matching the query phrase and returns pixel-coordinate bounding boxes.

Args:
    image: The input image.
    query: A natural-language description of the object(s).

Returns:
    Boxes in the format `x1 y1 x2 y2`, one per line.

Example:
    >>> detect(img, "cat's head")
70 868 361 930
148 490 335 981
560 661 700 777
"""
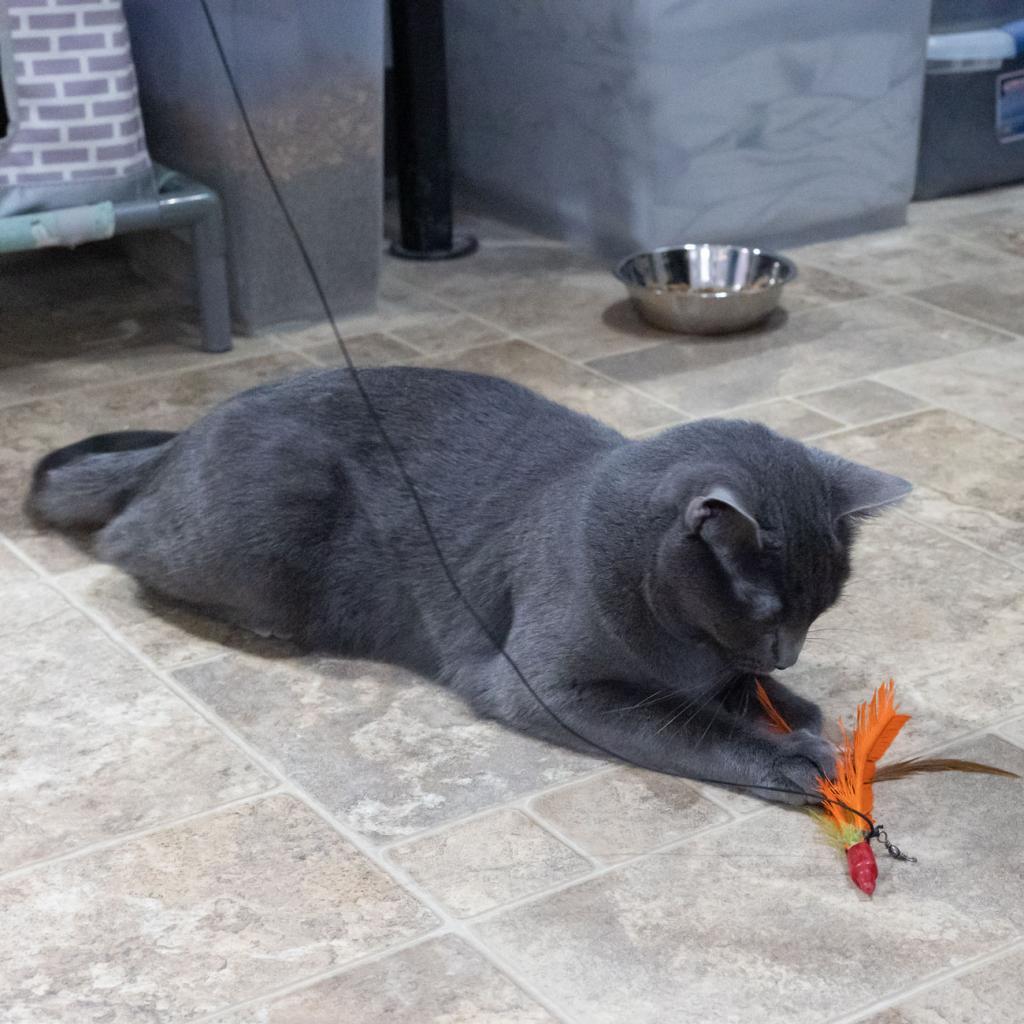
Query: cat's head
645 420 910 675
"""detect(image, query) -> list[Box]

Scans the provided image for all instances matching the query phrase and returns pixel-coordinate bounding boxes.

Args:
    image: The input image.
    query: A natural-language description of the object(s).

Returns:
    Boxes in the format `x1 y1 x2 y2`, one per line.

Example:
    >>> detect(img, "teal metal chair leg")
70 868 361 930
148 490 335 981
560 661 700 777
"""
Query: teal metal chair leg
0 166 233 354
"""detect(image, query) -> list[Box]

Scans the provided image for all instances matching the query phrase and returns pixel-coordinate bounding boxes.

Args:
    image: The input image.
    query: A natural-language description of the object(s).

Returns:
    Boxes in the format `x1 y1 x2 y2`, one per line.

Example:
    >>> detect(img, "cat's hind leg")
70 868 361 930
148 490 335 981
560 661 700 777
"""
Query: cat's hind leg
95 496 301 642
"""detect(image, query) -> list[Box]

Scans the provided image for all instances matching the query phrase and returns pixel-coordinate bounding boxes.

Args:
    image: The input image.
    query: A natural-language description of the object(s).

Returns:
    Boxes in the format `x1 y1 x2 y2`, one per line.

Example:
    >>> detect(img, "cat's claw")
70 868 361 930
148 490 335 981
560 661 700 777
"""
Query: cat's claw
761 728 836 805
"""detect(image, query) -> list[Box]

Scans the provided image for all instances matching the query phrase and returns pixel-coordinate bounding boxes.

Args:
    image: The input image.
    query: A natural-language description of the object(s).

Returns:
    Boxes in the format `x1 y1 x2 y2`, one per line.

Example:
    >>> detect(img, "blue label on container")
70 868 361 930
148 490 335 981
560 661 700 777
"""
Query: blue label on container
996 69 1024 143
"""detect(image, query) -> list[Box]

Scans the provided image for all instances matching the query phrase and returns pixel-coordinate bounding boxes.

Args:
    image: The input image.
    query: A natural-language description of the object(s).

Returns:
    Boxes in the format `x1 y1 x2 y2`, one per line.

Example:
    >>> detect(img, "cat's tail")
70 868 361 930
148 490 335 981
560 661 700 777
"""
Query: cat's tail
26 430 177 530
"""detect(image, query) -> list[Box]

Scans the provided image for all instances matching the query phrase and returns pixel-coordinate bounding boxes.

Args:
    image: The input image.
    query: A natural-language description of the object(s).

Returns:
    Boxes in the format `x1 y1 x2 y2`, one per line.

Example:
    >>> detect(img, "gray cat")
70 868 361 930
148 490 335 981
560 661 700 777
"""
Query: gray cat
28 367 909 803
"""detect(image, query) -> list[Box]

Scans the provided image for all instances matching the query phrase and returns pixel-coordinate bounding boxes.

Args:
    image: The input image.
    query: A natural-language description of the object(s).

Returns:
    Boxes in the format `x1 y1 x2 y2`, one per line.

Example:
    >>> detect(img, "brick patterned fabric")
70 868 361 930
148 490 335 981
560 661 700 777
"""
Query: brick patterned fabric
0 0 154 212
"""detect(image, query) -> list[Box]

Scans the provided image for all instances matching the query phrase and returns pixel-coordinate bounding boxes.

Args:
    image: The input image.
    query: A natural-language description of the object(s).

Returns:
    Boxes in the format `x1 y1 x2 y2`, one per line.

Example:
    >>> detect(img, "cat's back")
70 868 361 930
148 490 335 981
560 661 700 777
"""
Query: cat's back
226 365 621 466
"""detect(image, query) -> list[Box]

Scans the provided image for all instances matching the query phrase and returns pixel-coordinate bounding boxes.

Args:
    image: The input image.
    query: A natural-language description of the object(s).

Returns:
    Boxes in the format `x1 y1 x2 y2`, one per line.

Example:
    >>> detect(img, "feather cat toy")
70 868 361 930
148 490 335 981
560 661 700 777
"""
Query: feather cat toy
756 679 1018 895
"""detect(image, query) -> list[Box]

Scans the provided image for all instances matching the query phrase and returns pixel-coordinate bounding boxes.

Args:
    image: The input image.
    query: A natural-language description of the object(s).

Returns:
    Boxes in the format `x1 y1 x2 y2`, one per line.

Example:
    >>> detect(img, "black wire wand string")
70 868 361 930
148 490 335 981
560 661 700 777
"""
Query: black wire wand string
196 0 881 825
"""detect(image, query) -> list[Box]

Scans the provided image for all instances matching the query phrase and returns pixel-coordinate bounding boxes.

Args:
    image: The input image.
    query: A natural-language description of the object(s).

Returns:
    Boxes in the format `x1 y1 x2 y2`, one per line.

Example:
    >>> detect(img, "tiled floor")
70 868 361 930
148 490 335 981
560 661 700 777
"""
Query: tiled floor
2 184 1024 1023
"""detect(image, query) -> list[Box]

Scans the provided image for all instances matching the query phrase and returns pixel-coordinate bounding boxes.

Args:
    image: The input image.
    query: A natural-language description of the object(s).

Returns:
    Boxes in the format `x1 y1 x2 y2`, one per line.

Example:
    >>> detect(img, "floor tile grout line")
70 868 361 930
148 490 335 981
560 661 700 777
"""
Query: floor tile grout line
536 331 668 366
862 368 1024 446
446 727 1023 931
274 322 432 360
892 506 1024 574
378 247 1024 435
464 808 766 928
788 394 853 426
802 405 939 441
376 766 620 857
508 332 695 420
162 650 231 673
994 717 1024 745
519 769 741 852
938 220 1024 263
0 786 285 884
0 534 587 1024
895 290 1024 343
900 721 1024 762
825 935 1024 1024
378 260 698 418
0 342 298 414
683 781 751 818
192 930 453 1024
515 806 605 868
375 750 744 859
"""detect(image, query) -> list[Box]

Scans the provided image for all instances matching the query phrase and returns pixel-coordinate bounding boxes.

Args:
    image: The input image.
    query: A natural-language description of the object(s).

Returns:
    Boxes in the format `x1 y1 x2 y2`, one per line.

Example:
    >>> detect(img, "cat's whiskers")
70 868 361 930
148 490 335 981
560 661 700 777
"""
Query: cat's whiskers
606 689 675 715
655 669 733 736
693 697 724 750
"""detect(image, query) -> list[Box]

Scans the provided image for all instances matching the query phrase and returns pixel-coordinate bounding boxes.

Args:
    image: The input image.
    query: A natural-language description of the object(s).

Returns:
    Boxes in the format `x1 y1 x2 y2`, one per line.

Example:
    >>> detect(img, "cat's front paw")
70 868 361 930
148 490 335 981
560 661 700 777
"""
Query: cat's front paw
761 728 836 805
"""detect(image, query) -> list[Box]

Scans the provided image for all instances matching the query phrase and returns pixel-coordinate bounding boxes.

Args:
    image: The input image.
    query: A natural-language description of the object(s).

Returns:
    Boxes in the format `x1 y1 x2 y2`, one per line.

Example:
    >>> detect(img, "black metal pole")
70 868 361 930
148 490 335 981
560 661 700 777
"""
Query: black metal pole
387 0 476 260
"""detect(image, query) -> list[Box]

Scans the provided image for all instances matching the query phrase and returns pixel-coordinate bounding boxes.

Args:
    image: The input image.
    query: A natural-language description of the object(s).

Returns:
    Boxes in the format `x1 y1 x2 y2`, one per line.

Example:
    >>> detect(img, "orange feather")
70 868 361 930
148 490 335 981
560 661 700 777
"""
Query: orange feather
818 679 910 829
754 679 793 733
850 679 910 817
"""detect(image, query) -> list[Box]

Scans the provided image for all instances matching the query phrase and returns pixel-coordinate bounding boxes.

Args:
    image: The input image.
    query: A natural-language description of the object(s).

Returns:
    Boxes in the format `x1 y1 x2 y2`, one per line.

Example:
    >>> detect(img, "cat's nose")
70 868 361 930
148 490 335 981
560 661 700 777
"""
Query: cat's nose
774 627 806 670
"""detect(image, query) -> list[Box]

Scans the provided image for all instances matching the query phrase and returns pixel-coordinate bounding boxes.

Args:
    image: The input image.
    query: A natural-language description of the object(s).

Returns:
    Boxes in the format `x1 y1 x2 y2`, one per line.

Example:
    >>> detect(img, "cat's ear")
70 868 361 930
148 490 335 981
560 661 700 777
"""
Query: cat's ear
816 452 911 520
683 485 762 553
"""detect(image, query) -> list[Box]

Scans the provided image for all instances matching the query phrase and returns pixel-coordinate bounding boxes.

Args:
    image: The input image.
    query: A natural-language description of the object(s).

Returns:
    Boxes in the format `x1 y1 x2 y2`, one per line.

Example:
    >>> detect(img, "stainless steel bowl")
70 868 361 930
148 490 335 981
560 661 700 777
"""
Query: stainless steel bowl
614 244 797 335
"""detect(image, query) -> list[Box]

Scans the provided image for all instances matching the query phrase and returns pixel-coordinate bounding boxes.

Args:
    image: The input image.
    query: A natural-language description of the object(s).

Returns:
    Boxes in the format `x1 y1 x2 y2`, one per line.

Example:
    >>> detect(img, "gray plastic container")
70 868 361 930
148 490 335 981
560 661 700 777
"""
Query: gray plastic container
445 0 931 255
123 0 384 333
915 13 1024 200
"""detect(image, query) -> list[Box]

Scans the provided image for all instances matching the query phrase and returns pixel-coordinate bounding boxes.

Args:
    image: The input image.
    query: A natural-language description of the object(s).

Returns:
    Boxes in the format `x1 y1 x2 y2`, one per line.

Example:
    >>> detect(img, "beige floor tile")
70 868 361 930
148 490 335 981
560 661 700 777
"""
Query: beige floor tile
687 780 767 816
376 273 463 319
456 277 624 338
0 543 34 580
907 183 1024 227
0 353 308 558
0 795 435 1024
780 263 875 313
526 298 669 363
723 398 841 439
6 529 98 575
390 314 509 355
793 226 1017 292
878 340 1024 440
269 280 456 348
422 339 681 434
798 380 928 426
861 947 1024 1024
782 515 1024 753
0 312 278 409
477 736 1024 1024
297 331 420 367
387 808 591 917
910 265 1024 336
586 295 1009 415
822 409 1024 564
942 205 1024 258
176 653 602 843
390 244 627 346
998 716 1024 747
0 579 269 872
218 936 556 1024
58 563 294 668
529 768 729 864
